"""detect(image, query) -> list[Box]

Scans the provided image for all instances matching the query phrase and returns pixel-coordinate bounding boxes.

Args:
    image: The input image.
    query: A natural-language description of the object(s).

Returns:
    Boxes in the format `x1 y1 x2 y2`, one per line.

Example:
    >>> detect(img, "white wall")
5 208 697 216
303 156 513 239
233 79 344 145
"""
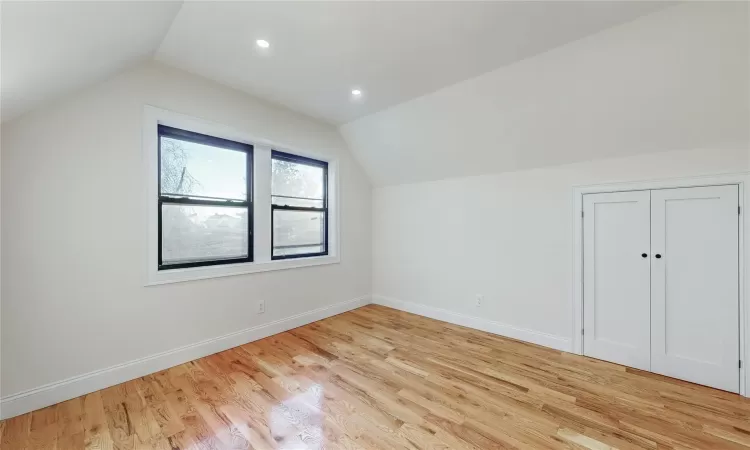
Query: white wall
372 147 748 348
0 62 371 404
365 2 749 350
342 2 749 186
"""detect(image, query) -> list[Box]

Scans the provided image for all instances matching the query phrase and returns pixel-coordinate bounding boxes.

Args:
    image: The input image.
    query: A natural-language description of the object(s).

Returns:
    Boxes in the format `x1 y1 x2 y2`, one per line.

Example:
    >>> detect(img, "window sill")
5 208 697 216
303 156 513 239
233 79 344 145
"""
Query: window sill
146 255 340 286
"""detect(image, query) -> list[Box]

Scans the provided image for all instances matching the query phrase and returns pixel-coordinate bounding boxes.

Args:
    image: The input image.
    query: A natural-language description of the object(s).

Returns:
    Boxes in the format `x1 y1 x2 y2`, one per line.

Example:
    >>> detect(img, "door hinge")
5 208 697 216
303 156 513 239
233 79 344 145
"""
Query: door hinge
740 360 743 369
581 210 584 218
581 328 585 336
739 206 741 215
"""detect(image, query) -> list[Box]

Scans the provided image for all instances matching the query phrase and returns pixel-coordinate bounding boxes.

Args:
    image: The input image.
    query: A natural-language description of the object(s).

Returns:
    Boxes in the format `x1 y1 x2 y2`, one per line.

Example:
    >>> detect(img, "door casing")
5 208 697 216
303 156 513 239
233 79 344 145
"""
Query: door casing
572 173 748 396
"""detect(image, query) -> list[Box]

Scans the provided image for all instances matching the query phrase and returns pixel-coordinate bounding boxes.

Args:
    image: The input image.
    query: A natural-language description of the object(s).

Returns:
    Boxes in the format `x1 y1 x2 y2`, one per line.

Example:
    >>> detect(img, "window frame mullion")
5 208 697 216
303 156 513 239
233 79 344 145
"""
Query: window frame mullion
159 197 250 208
271 204 326 213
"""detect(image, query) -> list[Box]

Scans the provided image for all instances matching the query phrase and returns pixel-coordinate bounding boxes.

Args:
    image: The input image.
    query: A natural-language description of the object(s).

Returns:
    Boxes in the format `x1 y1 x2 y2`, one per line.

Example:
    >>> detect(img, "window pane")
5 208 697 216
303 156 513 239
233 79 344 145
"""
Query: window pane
161 136 247 200
272 158 324 203
273 209 325 257
162 204 249 265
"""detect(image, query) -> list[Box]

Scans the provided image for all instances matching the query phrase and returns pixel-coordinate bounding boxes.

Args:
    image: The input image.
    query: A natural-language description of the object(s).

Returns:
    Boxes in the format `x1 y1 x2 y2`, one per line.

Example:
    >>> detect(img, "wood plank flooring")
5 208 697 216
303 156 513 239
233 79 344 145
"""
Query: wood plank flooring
3 304 750 449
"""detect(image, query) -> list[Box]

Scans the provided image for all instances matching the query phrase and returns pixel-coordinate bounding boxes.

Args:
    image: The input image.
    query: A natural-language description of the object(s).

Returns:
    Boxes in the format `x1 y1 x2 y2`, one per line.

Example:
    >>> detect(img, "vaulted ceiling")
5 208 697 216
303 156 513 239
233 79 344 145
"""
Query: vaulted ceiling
4 1 744 187
341 2 749 185
155 1 670 125
0 1 182 122
2 1 670 124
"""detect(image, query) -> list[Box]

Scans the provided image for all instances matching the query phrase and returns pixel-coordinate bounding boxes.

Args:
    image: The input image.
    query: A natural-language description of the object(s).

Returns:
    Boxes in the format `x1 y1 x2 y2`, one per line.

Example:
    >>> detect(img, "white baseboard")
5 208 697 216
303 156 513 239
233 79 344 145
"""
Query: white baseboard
372 294 571 352
0 295 370 420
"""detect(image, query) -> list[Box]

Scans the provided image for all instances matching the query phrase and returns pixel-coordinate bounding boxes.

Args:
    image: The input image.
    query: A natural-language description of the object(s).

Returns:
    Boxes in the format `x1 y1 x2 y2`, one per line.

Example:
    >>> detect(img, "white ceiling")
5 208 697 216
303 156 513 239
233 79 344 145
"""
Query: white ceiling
0 1 671 124
156 1 670 124
341 2 749 186
0 1 182 122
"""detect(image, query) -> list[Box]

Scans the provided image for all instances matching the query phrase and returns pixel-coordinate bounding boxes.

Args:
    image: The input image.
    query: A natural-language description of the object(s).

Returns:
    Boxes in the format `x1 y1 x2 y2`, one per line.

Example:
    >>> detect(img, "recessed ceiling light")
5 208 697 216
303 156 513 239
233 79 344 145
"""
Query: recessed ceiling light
351 89 362 97
256 39 270 49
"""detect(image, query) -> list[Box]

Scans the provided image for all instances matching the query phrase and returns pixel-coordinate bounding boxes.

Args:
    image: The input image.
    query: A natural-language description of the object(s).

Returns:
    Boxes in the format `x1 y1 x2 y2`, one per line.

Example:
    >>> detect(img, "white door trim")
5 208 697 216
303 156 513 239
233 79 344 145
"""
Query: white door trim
572 172 749 396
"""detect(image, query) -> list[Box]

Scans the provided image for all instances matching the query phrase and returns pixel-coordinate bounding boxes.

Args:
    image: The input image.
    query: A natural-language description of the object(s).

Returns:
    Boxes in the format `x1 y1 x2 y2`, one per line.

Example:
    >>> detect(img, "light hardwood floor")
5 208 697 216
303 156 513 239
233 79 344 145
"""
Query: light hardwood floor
2 304 750 449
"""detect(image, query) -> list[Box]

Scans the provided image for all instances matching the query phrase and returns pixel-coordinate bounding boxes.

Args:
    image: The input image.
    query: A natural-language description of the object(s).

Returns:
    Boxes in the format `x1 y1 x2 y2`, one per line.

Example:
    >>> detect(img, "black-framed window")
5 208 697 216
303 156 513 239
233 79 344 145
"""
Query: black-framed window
158 125 253 270
271 150 328 259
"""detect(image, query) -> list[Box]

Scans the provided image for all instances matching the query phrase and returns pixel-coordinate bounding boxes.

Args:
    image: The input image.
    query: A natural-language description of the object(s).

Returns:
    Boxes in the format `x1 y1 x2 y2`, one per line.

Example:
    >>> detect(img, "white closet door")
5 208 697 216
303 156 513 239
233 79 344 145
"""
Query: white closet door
583 191 651 370
650 185 739 392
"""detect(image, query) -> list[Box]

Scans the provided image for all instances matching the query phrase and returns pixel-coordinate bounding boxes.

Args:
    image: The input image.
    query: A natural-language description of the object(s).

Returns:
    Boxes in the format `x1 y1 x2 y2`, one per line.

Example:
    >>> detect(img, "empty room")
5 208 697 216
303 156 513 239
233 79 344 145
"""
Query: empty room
1 1 749 448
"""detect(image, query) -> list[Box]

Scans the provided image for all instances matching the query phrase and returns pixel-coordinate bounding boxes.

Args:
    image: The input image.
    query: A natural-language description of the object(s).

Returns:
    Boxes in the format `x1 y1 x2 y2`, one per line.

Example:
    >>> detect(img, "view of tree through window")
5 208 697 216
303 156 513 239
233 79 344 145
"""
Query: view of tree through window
158 126 252 269
160 138 200 196
161 137 247 199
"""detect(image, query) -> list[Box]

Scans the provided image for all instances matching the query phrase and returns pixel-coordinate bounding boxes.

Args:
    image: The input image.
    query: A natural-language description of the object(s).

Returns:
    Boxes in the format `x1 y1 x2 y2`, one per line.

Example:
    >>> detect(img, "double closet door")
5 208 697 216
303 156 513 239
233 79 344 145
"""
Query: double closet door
582 185 739 392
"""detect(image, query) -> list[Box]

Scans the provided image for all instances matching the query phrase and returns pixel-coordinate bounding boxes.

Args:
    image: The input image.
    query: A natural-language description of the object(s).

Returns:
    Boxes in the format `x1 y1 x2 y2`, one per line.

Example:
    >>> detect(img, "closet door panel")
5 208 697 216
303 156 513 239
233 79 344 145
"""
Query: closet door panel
583 191 651 370
650 185 739 392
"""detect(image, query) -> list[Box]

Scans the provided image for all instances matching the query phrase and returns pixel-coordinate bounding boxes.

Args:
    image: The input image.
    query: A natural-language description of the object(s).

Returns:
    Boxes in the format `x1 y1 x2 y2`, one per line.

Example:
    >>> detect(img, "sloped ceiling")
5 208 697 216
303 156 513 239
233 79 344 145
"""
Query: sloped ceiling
340 2 750 186
0 1 182 122
3 1 744 188
155 1 669 124
1 1 669 124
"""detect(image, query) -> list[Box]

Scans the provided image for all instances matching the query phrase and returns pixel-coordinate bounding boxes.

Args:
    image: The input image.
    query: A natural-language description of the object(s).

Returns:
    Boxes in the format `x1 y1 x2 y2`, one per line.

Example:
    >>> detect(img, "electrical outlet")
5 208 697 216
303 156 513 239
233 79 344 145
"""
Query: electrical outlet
476 295 483 307
258 300 265 314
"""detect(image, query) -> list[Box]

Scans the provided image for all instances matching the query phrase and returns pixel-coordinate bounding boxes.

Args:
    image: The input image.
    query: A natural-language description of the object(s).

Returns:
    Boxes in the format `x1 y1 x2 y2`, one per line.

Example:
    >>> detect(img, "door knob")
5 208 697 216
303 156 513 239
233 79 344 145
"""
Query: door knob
655 254 662 259
641 253 648 258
